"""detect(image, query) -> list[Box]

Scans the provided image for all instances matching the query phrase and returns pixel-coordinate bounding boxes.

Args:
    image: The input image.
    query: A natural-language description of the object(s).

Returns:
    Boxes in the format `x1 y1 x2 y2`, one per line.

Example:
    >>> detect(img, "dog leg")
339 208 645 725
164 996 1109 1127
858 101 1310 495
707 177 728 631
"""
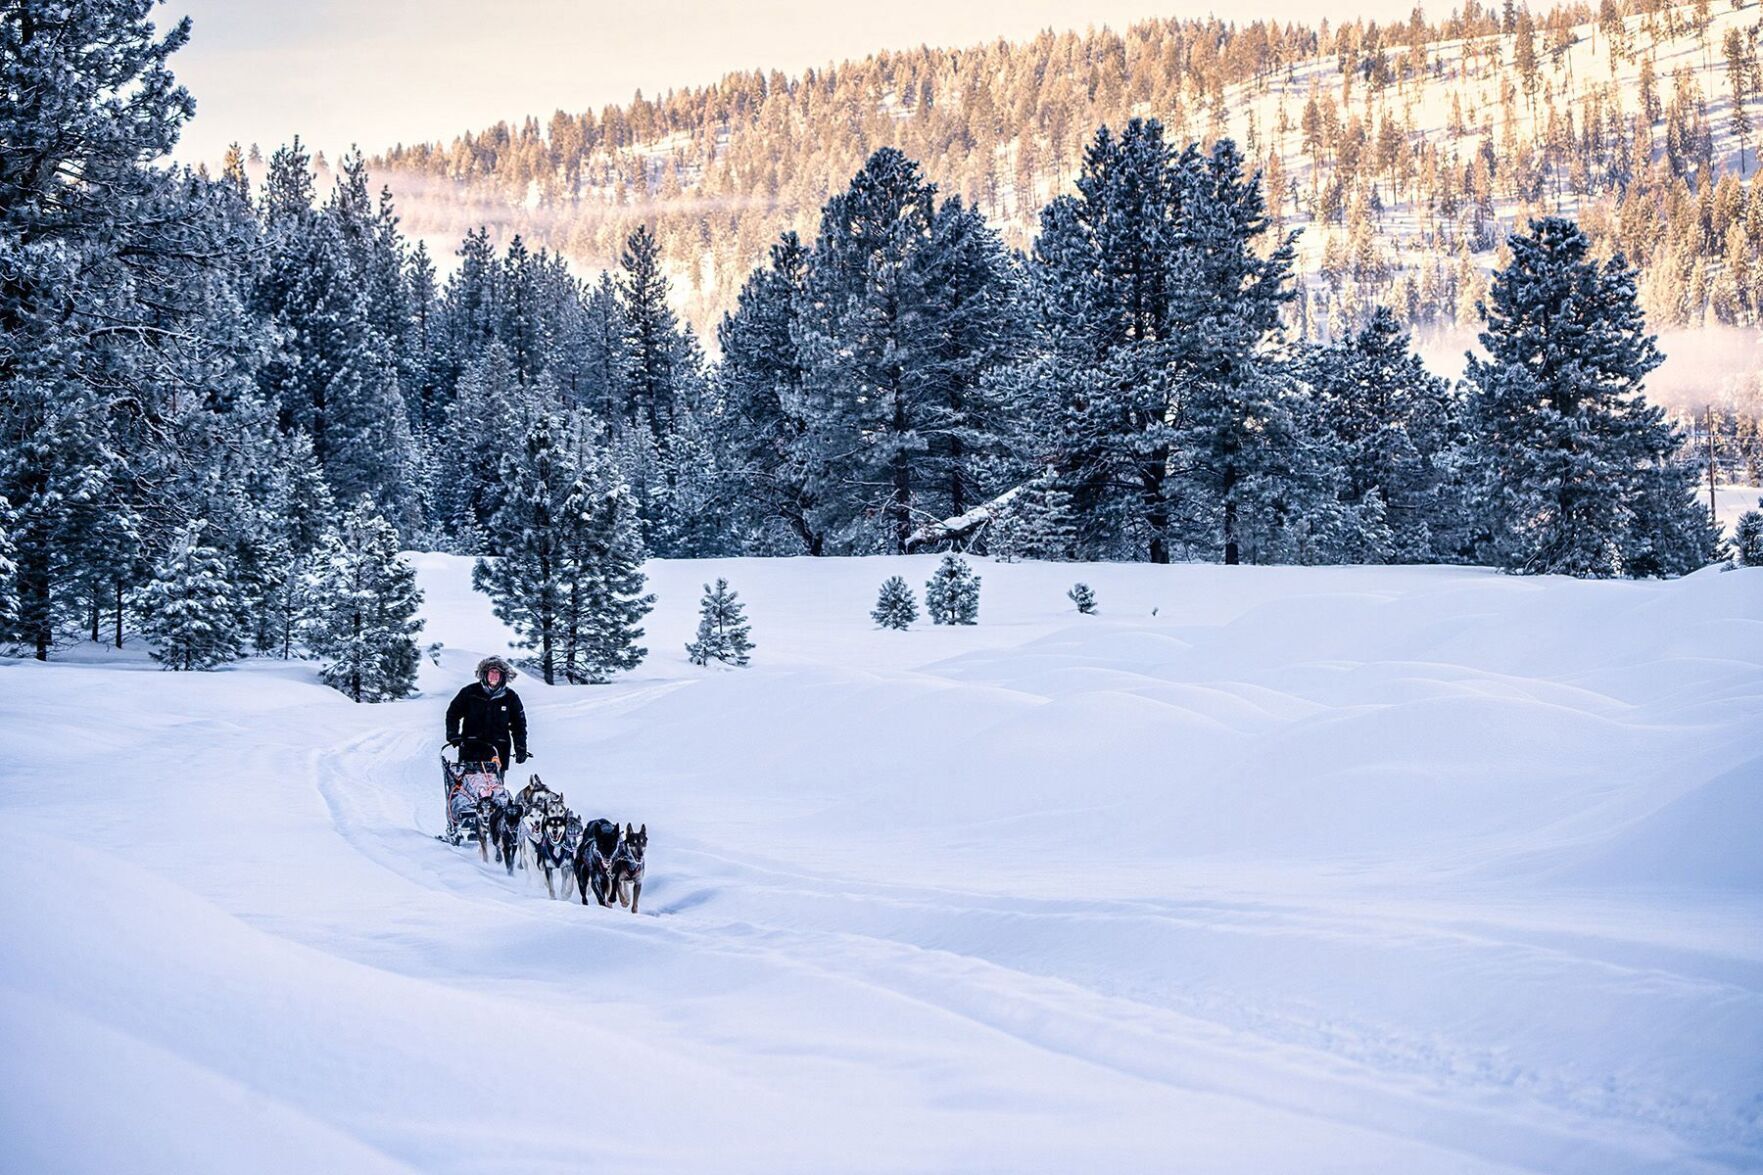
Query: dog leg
630 881 640 915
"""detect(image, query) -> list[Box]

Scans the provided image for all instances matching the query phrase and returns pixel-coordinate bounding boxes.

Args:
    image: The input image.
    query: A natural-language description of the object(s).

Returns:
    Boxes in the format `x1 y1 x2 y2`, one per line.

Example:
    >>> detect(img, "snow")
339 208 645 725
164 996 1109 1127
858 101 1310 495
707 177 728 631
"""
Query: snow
3 554 1760 1172
1715 482 1762 540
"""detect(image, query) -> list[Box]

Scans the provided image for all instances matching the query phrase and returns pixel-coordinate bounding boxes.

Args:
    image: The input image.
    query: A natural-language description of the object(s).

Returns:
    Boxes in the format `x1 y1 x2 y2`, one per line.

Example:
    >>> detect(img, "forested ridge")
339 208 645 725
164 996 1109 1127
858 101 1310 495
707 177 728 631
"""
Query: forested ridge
1 0 1746 687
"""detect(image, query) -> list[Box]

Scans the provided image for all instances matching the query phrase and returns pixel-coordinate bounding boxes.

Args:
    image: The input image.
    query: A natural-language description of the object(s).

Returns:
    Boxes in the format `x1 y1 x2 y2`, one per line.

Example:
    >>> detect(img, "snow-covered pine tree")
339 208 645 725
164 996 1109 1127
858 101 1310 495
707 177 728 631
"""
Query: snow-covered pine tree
302 496 423 702
1068 582 1097 614
0 0 201 660
567 476 655 683
1165 139 1308 565
1466 218 1718 577
925 555 981 624
1734 510 1763 566
473 414 571 683
139 521 242 671
872 576 920 629
716 231 823 555
620 225 682 436
1301 306 1466 562
990 472 1079 561
685 578 753 666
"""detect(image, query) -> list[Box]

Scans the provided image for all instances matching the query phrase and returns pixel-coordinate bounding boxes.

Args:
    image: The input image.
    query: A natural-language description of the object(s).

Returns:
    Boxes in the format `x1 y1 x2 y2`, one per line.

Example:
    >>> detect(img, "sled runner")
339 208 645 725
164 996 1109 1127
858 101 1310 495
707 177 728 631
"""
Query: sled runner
440 738 509 845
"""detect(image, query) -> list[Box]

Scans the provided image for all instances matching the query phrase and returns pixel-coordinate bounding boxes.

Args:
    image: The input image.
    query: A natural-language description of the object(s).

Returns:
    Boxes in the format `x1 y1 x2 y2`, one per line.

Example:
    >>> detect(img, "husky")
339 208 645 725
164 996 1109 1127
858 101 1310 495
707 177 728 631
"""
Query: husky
515 775 553 811
533 804 579 900
485 797 523 875
608 823 647 914
575 818 621 907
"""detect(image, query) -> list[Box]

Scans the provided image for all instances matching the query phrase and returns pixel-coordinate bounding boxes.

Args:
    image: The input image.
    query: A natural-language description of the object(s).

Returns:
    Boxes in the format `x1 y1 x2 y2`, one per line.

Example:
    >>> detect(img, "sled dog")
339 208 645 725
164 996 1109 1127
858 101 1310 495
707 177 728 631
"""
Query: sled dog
575 818 621 907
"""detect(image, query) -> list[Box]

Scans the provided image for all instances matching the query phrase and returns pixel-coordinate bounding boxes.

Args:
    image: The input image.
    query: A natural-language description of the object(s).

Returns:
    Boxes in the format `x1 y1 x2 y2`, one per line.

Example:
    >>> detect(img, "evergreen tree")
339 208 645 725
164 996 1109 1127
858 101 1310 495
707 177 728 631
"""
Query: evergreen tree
685 578 753 666
620 225 681 435
139 521 242 671
871 576 919 629
1302 307 1467 562
1733 510 1763 566
925 555 981 624
568 477 655 683
303 496 423 702
717 231 822 554
1466 219 1718 576
989 472 1079 561
1067 582 1097 614
0 0 222 659
473 414 572 683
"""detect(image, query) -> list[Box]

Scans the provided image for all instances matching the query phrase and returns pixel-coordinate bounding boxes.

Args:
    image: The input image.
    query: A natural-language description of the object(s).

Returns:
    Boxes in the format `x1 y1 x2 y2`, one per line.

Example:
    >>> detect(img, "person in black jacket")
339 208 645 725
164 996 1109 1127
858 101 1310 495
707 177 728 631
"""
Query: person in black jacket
446 655 529 774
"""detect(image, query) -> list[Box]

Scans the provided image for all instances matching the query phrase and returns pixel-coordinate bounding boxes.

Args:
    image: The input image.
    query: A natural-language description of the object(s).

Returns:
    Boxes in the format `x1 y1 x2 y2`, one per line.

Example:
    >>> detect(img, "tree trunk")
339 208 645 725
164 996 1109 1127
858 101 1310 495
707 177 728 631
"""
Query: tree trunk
1144 446 1170 565
114 580 124 649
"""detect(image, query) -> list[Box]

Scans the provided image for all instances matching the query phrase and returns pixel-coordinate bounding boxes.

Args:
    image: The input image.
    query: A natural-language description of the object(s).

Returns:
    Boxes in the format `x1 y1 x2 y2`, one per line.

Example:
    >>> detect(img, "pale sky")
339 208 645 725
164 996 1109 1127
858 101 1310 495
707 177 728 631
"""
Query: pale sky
163 0 1428 167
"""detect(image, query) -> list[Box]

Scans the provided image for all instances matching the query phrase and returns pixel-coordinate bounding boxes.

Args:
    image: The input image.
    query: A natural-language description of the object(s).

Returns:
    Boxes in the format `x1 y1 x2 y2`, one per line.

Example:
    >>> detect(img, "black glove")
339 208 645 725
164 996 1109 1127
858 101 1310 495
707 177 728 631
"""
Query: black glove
515 749 531 764
446 736 461 747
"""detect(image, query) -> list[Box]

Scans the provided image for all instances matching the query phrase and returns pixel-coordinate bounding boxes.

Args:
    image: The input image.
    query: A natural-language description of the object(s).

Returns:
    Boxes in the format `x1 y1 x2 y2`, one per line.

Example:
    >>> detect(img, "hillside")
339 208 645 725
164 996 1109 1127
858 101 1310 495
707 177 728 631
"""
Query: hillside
4 554 1760 1171
361 0 1763 367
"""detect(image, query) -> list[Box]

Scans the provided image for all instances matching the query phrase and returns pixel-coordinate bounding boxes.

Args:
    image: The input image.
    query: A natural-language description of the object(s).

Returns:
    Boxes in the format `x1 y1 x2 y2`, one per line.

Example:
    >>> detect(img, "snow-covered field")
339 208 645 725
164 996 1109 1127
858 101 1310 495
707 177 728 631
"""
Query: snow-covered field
3 554 1760 1173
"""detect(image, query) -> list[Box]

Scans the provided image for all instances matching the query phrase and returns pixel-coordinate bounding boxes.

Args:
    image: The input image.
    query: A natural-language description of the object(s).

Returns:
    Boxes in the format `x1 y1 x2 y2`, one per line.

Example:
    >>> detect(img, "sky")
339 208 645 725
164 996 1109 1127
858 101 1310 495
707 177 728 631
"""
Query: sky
162 0 1429 167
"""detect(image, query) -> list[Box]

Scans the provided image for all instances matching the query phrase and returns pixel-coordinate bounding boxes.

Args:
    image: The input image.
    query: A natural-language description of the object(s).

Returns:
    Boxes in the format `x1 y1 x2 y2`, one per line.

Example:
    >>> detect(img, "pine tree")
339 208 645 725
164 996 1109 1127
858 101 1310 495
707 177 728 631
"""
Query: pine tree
685 578 753 666
620 225 681 436
1068 582 1097 614
925 555 981 624
716 231 823 554
303 496 423 702
1302 307 1467 562
1733 510 1763 566
871 576 919 629
473 414 572 683
139 521 242 671
1466 218 1717 577
990 473 1079 561
568 478 655 683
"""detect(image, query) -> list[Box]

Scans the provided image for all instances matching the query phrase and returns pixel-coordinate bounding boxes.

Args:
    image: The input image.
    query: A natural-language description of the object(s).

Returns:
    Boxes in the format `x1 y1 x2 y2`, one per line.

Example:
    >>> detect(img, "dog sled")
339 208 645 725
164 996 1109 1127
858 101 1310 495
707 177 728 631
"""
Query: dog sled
440 738 509 846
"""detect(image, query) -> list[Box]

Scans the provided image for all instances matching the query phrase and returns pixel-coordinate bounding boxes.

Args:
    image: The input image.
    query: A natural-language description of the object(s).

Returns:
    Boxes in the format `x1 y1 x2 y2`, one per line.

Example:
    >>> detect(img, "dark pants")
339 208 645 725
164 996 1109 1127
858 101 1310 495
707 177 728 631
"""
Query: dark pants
456 738 511 776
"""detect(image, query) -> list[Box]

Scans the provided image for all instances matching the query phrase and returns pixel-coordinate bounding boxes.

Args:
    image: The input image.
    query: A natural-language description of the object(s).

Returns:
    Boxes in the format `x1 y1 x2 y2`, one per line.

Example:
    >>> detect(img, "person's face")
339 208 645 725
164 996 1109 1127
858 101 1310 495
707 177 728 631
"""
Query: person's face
485 668 502 687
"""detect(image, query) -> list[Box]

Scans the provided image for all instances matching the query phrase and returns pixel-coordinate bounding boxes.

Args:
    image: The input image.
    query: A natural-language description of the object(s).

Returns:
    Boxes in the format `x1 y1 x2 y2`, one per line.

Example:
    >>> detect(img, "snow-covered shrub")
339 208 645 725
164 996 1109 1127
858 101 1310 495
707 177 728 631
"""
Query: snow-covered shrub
686 578 753 666
1068 582 1097 614
872 576 919 630
925 555 980 625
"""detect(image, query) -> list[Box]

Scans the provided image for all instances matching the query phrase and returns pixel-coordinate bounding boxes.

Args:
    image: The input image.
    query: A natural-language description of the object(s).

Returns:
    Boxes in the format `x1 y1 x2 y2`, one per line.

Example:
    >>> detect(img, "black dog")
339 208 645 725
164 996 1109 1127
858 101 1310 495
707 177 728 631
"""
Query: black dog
486 798 524 875
575 818 621 907
608 823 647 914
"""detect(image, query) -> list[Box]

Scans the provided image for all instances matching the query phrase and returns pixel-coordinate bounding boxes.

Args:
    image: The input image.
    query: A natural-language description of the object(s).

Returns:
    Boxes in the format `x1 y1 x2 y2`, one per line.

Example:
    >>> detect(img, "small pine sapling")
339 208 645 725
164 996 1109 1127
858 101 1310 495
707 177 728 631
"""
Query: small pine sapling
925 555 980 625
1068 582 1097 614
872 576 919 630
686 578 753 666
